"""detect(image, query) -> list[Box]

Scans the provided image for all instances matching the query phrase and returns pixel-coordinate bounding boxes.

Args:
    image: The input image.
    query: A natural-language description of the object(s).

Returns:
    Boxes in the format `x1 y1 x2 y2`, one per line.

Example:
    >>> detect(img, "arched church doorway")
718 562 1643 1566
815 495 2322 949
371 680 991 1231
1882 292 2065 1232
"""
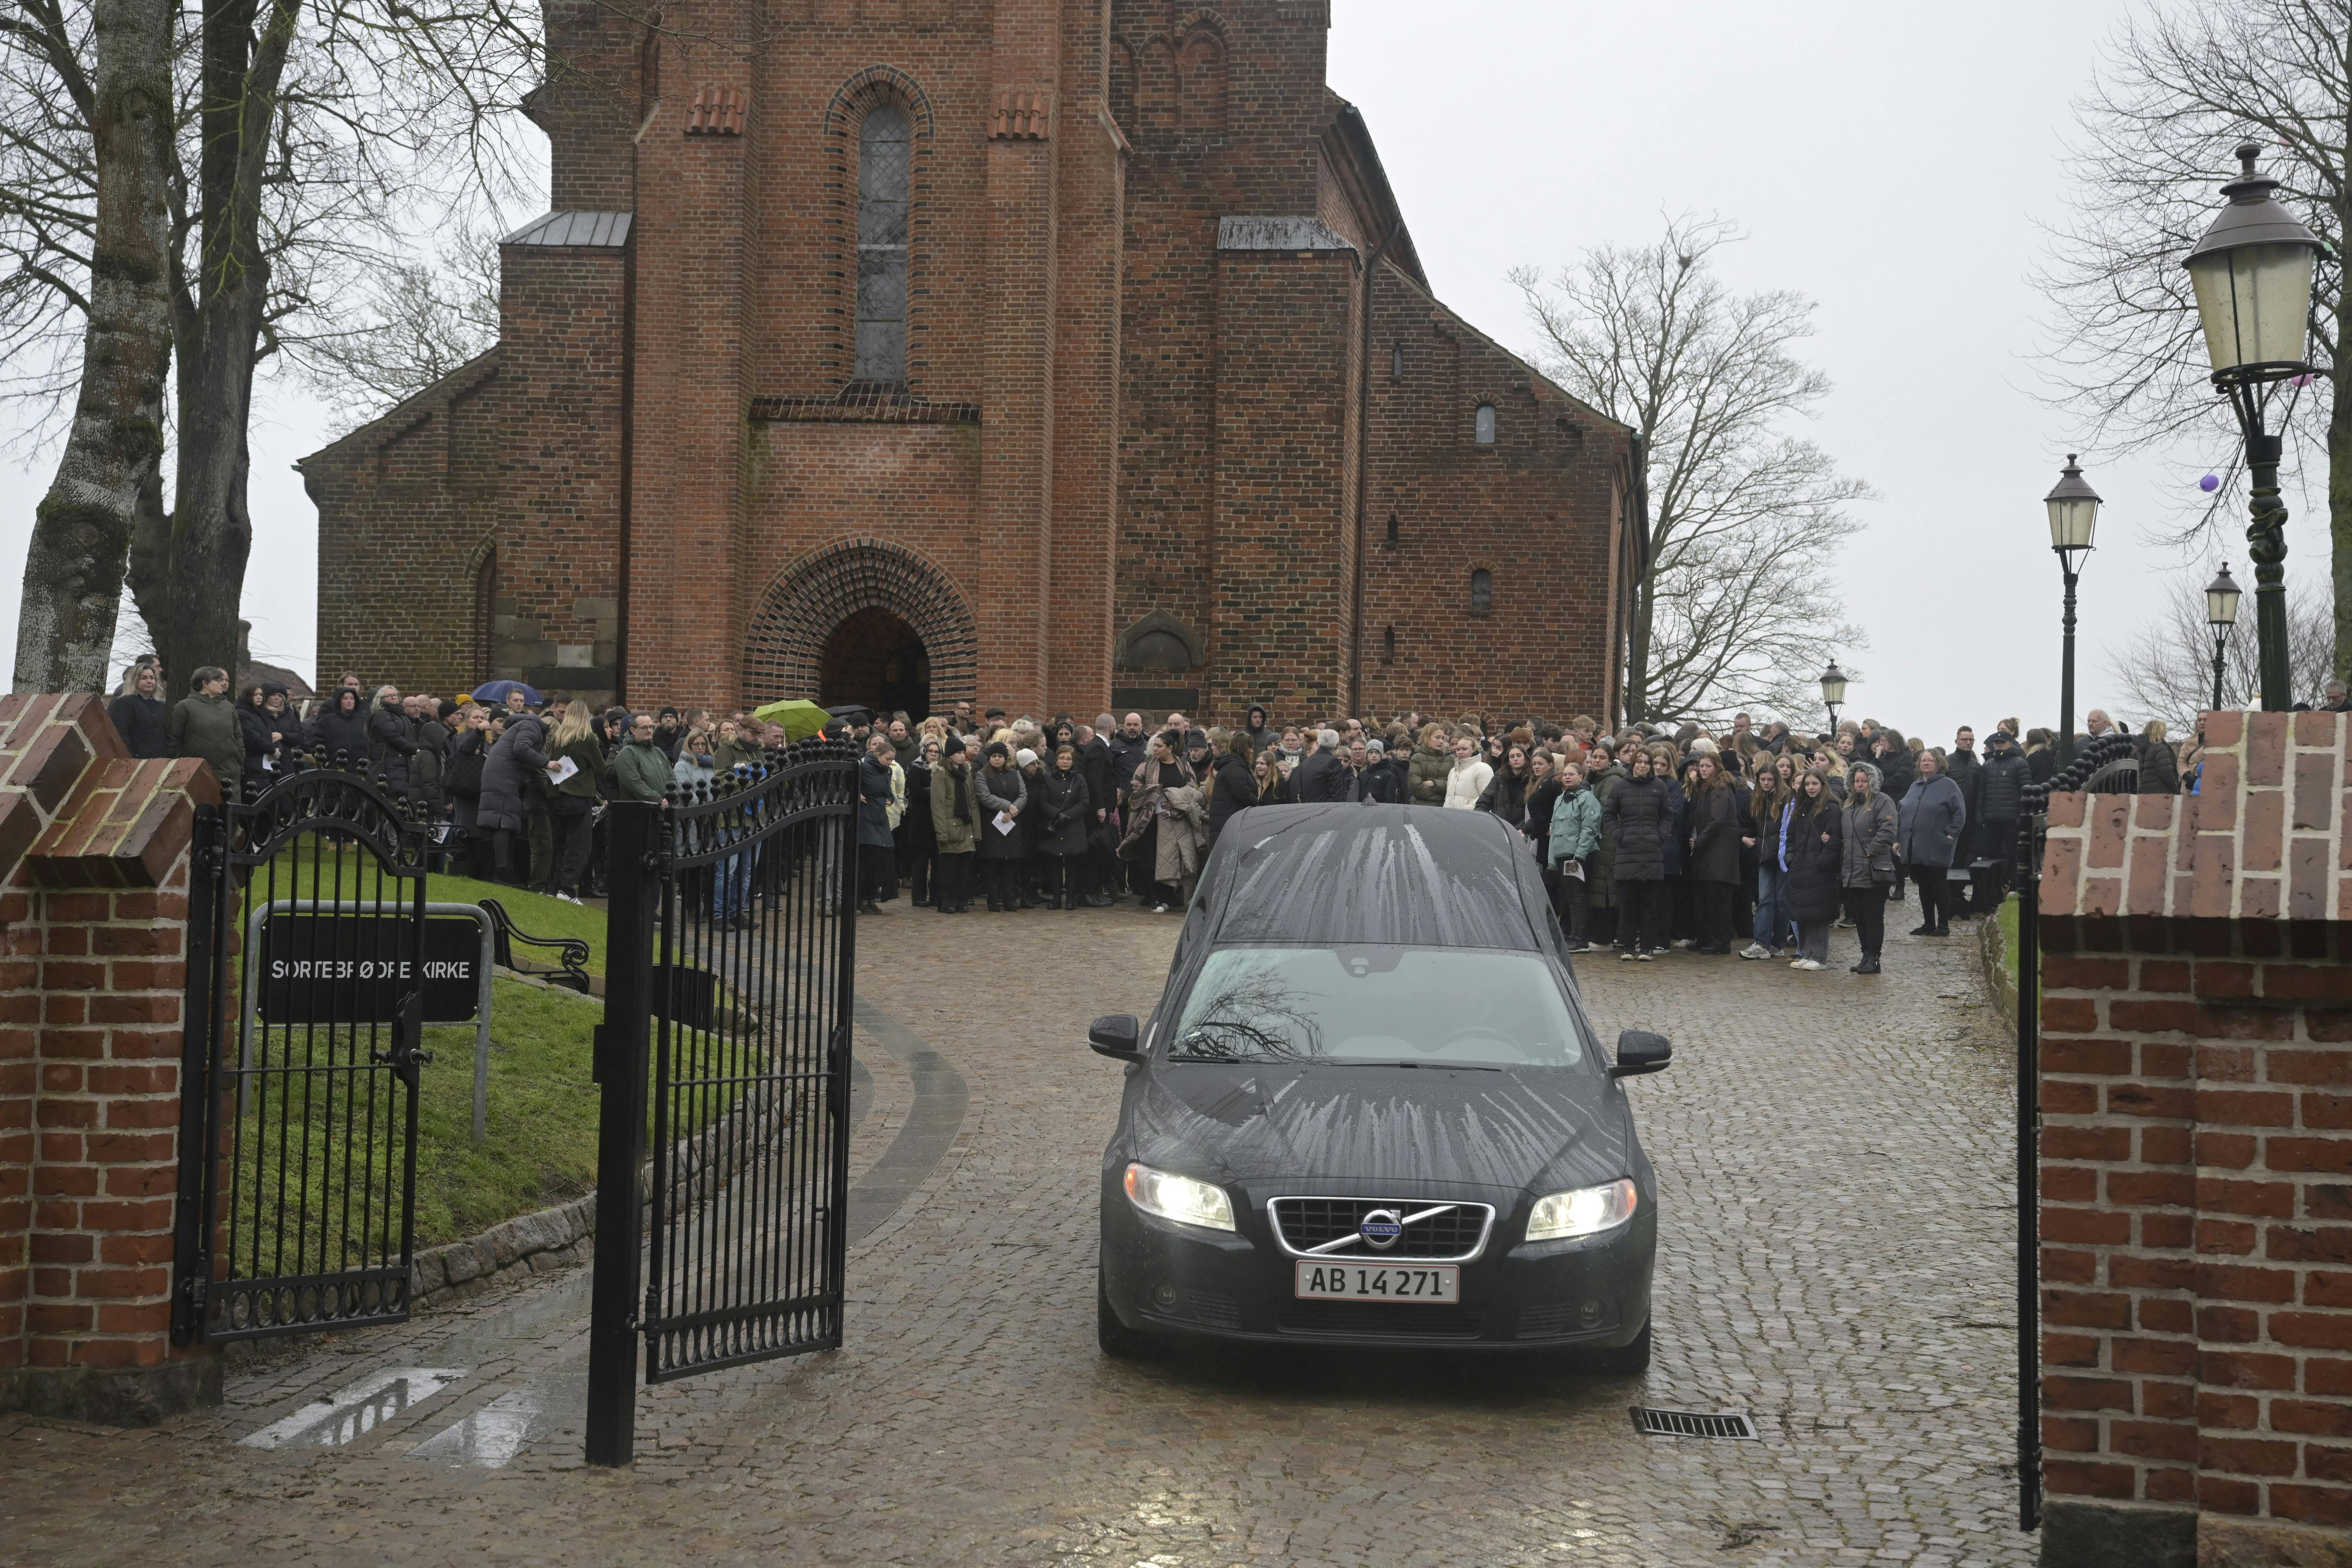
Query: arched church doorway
741 538 977 718
818 607 930 719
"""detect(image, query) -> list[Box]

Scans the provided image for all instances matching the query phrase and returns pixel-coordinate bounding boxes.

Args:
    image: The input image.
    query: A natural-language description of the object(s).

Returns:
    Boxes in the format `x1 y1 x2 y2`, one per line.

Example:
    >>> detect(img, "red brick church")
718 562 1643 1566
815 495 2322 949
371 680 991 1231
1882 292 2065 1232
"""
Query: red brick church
304 0 1641 726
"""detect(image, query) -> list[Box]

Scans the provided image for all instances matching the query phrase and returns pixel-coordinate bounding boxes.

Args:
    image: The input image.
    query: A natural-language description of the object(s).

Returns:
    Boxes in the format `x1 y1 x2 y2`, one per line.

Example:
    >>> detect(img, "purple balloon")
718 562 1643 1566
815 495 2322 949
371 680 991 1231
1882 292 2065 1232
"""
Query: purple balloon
2200 474 2222 492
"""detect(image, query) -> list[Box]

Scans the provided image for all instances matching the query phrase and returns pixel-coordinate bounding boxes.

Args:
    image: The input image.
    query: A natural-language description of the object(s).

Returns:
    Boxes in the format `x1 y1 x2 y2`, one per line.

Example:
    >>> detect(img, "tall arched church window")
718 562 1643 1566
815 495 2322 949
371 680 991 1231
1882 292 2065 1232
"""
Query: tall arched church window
1470 568 1492 614
857 106 910 386
1474 403 1496 445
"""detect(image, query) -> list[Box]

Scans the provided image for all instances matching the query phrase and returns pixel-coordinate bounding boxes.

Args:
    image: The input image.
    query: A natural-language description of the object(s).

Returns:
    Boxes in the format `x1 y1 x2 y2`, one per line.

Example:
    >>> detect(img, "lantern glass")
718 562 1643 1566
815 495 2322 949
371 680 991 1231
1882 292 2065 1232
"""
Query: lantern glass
2046 493 2098 552
2206 570 2242 627
1819 665 1848 706
2188 241 2316 375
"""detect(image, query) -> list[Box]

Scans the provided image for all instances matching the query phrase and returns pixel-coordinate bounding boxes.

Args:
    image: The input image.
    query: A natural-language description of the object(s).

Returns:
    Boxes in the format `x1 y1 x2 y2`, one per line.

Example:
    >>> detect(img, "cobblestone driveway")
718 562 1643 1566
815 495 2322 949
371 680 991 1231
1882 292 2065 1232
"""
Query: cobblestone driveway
0 906 2036 1566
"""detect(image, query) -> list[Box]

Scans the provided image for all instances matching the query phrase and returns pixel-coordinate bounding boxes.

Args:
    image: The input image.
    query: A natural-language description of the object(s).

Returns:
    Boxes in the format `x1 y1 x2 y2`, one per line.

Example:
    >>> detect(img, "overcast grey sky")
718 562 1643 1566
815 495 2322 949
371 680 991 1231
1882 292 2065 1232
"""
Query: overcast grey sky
0 0 2313 744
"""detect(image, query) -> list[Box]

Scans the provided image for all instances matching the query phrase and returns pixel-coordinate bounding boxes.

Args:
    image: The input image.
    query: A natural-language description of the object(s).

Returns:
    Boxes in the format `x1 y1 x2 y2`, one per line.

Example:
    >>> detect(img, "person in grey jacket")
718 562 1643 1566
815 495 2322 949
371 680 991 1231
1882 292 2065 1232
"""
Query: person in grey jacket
1840 761 1899 974
1896 748 1967 937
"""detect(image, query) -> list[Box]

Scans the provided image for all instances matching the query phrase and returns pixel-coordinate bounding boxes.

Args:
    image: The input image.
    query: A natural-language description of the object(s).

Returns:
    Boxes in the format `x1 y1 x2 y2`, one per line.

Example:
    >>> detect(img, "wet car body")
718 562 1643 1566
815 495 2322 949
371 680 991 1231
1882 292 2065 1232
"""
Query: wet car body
1092 804 1670 1360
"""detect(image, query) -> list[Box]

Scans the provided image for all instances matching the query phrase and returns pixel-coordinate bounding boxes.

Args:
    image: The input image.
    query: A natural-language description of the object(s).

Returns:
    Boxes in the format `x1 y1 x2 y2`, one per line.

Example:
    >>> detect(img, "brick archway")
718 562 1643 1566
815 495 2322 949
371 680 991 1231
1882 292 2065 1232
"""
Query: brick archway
742 539 977 713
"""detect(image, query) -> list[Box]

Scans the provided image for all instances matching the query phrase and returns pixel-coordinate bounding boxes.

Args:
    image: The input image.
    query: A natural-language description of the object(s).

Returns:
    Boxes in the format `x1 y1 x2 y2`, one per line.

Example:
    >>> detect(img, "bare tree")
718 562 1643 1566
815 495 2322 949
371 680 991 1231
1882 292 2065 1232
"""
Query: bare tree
2103 573 2336 732
5 0 174 693
2 0 548 690
1513 218 1872 724
2038 0 2352 666
296 219 503 422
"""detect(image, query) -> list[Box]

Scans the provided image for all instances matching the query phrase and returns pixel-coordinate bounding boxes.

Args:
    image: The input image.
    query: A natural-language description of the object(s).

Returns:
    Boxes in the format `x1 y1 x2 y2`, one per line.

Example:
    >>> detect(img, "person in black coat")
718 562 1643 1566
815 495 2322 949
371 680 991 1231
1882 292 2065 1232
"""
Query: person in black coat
1036 743 1093 908
1358 740 1408 803
477 711 550 885
1476 745 1532 828
857 748 898 915
307 686 370 768
900 740 937 906
1782 771 1844 969
1076 722 1118 907
1684 757 1743 954
1241 703 1275 758
236 684 286 788
1601 750 1673 959
109 662 169 758
365 686 419 793
1206 732 1257 849
1294 730 1347 803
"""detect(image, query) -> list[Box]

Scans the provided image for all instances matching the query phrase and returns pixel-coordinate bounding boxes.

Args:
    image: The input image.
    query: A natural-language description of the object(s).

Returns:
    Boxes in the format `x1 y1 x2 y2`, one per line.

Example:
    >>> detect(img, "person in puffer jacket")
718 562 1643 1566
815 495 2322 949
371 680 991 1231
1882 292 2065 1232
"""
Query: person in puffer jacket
1546 760 1603 952
1602 749 1673 958
1443 735 1492 809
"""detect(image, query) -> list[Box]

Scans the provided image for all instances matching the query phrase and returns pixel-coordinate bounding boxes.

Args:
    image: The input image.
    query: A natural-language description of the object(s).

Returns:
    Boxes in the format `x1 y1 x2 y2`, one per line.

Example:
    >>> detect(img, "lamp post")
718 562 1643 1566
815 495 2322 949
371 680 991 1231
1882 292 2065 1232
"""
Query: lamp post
2206 563 2243 712
2045 455 2101 768
1819 661 1848 734
2184 142 2325 712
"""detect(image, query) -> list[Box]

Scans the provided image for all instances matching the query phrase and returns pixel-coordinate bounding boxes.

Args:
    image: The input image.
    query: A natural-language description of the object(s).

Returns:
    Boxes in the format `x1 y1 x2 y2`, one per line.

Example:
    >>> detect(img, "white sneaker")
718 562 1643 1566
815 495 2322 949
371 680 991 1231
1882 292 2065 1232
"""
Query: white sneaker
1739 943 1769 960
1795 958 1823 971
1789 956 1807 967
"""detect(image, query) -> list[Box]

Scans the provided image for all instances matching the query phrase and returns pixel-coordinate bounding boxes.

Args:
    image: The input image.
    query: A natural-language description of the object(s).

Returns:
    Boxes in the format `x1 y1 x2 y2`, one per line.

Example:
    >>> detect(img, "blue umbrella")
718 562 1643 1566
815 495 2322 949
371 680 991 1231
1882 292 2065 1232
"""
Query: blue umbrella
471 678 545 707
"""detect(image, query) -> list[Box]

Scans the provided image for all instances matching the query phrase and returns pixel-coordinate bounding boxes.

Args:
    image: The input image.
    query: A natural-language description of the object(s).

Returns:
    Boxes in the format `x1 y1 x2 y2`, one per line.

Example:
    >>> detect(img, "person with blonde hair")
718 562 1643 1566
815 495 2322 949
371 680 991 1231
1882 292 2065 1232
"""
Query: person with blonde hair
543 700 606 903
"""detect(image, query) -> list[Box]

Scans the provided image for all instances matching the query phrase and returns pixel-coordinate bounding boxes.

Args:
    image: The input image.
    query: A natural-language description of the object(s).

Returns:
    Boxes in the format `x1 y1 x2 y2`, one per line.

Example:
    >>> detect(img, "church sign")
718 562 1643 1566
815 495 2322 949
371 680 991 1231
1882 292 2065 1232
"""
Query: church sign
257 912 487 1025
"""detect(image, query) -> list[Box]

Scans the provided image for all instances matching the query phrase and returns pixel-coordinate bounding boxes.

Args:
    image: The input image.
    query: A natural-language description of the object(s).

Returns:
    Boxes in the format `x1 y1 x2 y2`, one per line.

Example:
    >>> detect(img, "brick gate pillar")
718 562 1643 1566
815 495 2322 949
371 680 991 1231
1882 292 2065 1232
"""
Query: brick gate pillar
0 695 221 1423
2038 710 2352 1566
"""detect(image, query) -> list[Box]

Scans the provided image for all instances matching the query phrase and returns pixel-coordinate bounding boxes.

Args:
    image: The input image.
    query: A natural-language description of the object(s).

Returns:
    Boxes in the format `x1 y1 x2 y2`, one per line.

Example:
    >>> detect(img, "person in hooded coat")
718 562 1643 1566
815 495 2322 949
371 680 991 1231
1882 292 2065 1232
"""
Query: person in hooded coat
1407 723 1453 805
1546 759 1602 951
307 686 370 768
477 708 550 886
1602 749 1672 959
1241 704 1275 758
1781 770 1844 969
169 667 242 797
1839 760 1900 974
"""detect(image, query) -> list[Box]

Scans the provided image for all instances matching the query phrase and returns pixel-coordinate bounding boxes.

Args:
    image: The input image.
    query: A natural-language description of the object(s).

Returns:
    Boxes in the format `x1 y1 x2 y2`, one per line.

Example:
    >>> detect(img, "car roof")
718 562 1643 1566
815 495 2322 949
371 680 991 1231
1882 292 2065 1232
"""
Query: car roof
1198 804 1548 952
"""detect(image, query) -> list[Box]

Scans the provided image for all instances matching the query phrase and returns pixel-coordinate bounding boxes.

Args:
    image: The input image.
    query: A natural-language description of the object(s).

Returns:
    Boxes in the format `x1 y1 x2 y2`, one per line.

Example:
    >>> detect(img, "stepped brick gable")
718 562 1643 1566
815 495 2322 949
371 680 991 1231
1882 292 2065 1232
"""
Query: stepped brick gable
300 0 1639 724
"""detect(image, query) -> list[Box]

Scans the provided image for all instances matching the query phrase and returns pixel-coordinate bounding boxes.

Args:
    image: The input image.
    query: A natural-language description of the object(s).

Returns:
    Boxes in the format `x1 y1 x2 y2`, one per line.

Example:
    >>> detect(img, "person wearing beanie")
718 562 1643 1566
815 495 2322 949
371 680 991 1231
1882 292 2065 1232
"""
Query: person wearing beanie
654 705 684 761
930 737 978 912
975 738 1029 911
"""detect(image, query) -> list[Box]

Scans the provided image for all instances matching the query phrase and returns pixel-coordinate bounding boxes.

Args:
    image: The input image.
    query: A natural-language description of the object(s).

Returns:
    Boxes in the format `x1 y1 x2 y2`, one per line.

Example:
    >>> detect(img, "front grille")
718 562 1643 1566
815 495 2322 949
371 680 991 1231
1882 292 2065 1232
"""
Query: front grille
1181 1288 1239 1330
1268 1198 1494 1261
1279 1301 1484 1338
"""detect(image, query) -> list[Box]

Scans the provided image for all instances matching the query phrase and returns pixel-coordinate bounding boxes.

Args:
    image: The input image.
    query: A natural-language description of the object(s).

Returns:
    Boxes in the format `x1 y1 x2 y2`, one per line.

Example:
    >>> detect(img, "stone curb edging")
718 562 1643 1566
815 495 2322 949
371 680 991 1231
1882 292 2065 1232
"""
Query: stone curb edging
1975 904 2017 1043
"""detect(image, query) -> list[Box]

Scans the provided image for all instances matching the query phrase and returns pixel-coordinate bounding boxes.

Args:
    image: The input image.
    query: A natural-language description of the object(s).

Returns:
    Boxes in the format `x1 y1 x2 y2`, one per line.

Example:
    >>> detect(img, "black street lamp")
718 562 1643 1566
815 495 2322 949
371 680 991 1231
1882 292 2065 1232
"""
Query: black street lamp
2044 455 2101 768
2206 563 2243 712
1819 661 1848 733
2184 142 2325 712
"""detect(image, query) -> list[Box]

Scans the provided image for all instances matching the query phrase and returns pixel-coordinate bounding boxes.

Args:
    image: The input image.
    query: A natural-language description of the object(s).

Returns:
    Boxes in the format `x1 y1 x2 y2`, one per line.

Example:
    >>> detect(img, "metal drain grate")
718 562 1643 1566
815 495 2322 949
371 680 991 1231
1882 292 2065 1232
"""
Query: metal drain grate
1630 1407 1759 1440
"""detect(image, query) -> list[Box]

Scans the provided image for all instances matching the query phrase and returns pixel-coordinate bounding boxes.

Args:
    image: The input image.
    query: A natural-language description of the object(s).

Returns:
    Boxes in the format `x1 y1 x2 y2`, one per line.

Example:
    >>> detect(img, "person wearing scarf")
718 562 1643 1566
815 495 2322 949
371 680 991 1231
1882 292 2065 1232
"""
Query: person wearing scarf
928 738 979 913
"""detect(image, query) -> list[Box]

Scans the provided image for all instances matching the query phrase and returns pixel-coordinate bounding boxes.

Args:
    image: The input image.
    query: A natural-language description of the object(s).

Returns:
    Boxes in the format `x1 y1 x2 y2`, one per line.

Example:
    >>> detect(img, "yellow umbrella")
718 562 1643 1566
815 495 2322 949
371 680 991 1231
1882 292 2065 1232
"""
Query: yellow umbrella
751 698 832 742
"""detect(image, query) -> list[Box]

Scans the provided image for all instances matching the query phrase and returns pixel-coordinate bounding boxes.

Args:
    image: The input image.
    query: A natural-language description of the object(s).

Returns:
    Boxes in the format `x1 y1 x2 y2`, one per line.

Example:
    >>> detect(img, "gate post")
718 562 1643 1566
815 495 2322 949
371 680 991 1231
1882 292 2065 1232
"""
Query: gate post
586 800 659 1467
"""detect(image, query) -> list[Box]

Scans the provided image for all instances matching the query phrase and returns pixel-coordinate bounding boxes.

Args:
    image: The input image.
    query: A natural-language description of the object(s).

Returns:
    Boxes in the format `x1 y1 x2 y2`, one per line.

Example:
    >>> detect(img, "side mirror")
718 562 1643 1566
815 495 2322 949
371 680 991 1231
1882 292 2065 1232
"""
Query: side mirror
1089 1014 1144 1062
1610 1029 1671 1079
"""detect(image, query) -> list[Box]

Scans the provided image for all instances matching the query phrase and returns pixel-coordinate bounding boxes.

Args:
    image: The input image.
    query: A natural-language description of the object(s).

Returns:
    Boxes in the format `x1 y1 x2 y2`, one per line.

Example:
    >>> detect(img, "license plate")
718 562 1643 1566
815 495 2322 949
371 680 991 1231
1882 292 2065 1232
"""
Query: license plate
1295 1261 1460 1302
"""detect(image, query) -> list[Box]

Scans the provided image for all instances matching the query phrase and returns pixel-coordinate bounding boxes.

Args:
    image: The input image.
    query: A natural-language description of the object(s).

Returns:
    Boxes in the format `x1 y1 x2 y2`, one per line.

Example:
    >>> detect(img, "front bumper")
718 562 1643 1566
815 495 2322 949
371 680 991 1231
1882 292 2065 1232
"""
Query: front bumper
1099 1175 1655 1351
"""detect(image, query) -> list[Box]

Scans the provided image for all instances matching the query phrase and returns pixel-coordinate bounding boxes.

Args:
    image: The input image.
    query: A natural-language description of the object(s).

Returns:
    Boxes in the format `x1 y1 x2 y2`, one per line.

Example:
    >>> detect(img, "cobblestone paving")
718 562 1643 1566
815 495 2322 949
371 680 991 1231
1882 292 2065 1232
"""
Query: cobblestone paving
0 903 2036 1567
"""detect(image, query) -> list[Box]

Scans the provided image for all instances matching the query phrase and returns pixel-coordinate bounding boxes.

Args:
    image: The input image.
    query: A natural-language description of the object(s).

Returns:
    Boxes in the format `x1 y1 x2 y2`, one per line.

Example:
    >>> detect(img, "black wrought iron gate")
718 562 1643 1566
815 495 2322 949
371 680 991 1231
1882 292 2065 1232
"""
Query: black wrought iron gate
174 769 434 1344
586 740 858 1464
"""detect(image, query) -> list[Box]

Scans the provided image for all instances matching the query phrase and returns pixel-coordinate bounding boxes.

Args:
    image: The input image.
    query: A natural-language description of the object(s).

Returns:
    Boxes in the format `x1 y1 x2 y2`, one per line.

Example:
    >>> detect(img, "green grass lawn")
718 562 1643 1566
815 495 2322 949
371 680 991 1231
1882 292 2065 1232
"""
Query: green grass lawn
253 844 610 975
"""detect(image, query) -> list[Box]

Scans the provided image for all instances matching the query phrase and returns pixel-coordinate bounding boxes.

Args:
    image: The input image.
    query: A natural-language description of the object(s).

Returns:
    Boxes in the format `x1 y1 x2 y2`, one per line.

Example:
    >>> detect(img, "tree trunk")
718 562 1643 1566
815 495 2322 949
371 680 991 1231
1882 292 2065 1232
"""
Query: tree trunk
10 0 176 694
126 0 295 686
2333 272 2352 686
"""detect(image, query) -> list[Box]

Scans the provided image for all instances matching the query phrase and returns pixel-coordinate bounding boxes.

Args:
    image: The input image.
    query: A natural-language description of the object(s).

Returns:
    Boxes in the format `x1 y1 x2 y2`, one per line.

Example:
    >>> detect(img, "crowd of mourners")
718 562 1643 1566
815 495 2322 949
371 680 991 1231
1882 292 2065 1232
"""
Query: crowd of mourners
109 651 2214 976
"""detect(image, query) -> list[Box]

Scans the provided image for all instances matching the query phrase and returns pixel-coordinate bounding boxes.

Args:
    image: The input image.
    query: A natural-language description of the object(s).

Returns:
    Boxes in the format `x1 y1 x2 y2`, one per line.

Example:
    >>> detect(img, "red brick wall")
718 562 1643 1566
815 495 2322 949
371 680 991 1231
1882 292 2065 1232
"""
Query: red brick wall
2037 710 2352 1558
0 695 220 1421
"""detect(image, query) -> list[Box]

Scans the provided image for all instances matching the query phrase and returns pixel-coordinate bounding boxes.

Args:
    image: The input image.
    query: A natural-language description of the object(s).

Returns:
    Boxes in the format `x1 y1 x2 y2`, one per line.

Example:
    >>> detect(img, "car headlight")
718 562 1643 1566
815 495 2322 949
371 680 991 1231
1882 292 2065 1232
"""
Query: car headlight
1526 1178 1638 1242
1122 1162 1235 1232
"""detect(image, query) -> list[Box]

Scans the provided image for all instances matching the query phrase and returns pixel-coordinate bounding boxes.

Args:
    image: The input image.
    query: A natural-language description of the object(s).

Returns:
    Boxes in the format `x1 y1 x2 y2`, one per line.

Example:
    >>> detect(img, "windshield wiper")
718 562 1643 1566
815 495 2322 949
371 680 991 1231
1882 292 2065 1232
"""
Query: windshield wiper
1366 1061 1503 1072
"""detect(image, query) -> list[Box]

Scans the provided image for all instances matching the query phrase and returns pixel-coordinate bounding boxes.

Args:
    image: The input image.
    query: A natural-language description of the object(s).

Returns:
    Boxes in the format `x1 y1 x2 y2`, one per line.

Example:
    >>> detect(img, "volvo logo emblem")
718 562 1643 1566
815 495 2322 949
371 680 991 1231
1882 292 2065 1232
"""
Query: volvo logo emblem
1358 1209 1405 1249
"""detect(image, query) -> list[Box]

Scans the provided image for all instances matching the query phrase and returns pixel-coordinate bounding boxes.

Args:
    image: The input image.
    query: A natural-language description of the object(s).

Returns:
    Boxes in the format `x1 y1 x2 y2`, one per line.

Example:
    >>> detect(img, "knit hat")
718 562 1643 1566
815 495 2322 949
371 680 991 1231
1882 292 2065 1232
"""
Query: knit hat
985 740 1010 761
1366 739 1385 755
1015 748 1038 767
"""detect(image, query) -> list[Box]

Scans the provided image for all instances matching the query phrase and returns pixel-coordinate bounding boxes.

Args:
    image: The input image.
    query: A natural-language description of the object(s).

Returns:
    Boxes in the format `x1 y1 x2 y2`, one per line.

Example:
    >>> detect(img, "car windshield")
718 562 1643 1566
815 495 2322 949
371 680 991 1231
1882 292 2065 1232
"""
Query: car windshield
1166 945 1586 1068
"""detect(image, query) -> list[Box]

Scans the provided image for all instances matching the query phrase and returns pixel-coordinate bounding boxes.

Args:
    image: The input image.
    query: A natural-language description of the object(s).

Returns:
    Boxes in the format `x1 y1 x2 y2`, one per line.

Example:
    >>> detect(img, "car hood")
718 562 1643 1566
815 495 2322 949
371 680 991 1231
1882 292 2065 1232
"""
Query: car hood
1123 1062 1631 1196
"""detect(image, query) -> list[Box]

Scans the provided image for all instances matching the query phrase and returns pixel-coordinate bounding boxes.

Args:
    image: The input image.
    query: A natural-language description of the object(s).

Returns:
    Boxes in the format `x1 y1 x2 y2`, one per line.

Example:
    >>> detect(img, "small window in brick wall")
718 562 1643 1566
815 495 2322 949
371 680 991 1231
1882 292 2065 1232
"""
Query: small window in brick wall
1474 404 1496 446
1470 568 1492 615
1384 513 1398 548
1382 625 1396 664
856 106 910 385
1391 342 1404 379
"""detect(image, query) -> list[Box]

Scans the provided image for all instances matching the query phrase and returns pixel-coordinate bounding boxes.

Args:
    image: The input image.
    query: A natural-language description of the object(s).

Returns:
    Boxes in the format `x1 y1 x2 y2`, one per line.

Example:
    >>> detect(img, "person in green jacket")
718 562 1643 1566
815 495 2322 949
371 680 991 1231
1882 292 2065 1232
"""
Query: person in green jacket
928 738 979 913
1406 722 1453 805
1546 760 1603 952
612 713 672 801
167 666 242 797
